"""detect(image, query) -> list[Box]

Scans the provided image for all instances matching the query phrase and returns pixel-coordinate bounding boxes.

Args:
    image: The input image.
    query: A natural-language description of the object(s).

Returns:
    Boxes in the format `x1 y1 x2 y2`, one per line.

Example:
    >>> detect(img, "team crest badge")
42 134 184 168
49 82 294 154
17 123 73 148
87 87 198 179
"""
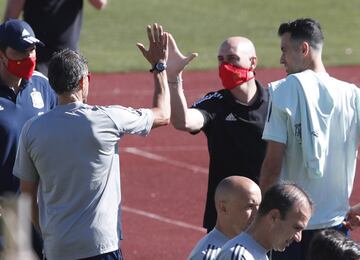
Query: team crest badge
30 88 44 109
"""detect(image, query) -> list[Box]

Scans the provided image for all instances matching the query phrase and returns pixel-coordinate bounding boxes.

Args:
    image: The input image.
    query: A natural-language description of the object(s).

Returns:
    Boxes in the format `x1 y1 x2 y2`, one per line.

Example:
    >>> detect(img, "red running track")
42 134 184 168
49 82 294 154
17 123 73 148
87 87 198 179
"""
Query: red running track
88 67 360 259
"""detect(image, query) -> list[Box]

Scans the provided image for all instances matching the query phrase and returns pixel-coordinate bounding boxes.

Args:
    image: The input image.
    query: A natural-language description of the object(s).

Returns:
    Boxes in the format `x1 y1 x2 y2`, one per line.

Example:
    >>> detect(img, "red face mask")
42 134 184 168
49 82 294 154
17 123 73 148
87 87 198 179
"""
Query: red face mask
6 56 36 80
219 62 254 90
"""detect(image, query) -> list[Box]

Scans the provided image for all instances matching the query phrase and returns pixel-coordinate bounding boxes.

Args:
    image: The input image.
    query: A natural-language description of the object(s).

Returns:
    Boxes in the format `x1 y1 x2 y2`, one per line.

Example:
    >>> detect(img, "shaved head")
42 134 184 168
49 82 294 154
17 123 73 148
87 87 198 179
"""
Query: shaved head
215 176 262 237
215 176 260 204
217 36 257 72
218 36 257 59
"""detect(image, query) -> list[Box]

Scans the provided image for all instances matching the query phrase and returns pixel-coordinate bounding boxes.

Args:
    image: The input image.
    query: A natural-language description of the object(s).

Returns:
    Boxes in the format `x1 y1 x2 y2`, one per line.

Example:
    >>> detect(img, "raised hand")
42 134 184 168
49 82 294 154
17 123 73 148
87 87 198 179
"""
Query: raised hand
137 23 168 66
167 33 198 79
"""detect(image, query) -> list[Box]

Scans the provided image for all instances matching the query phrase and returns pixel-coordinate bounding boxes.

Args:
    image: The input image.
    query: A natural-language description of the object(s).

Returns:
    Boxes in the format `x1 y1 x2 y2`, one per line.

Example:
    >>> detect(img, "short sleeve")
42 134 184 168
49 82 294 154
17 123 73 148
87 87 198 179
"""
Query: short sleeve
99 106 154 136
191 91 225 130
262 102 288 144
13 119 40 182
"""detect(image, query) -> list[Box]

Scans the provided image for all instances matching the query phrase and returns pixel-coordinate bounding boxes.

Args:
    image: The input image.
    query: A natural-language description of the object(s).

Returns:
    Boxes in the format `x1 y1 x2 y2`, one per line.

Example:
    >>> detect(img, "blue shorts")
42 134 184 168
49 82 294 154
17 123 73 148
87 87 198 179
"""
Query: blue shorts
270 223 348 260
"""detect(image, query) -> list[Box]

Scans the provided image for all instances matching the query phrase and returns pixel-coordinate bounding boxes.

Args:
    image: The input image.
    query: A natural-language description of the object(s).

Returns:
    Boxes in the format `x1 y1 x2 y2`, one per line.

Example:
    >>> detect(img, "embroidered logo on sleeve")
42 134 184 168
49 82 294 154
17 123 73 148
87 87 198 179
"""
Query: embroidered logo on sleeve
0 105 4 111
30 88 44 109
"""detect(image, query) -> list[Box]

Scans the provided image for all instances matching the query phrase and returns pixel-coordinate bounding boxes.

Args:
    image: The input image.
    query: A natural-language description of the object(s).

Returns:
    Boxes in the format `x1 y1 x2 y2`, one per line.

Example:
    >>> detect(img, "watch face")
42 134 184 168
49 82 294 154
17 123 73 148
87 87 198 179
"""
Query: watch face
156 63 166 71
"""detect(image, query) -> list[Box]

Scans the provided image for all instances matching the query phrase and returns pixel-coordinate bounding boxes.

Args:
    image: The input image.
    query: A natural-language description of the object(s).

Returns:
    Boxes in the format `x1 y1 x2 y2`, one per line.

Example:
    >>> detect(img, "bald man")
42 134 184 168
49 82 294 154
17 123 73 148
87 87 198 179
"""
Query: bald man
217 183 313 260
188 176 262 260
166 34 269 232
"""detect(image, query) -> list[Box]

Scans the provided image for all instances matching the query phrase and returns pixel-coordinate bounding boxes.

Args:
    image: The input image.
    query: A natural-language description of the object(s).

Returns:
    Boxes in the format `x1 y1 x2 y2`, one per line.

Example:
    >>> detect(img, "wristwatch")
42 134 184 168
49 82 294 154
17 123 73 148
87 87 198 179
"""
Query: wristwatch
150 62 167 73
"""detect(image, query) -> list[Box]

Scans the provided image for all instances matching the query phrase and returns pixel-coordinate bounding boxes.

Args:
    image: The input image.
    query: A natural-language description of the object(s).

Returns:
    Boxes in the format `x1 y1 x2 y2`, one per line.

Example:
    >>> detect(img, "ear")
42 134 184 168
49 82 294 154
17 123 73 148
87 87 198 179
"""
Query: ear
78 76 85 90
218 200 228 215
267 208 281 224
301 41 310 56
250 56 257 70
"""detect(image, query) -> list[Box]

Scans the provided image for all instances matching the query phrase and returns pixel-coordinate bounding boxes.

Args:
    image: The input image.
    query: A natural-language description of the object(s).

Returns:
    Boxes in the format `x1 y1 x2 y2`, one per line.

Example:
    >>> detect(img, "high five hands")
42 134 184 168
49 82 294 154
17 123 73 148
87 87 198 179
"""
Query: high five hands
137 23 169 67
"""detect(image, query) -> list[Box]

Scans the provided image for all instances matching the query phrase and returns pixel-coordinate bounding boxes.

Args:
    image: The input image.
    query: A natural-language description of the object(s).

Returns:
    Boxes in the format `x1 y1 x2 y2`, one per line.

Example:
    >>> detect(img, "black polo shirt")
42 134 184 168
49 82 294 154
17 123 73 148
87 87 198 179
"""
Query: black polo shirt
23 0 83 63
0 72 57 195
191 81 269 230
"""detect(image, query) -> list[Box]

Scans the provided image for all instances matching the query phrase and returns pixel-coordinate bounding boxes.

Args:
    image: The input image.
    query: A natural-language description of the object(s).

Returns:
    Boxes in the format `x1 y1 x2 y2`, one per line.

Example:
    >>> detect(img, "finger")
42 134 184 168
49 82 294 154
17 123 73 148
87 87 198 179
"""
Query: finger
136 43 147 56
185 52 198 64
167 33 180 52
153 23 159 43
163 32 169 51
159 25 164 44
146 25 154 44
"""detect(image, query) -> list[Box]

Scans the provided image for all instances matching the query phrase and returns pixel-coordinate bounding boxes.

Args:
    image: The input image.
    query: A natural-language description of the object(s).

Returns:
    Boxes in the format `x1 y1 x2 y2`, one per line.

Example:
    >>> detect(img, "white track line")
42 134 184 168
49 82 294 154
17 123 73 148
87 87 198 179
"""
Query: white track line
121 145 206 152
123 147 208 174
122 205 206 233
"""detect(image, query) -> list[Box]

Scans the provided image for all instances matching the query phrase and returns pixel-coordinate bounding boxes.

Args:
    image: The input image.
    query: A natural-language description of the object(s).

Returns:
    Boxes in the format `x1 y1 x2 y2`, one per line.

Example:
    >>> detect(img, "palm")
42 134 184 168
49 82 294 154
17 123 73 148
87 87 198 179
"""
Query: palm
167 34 198 78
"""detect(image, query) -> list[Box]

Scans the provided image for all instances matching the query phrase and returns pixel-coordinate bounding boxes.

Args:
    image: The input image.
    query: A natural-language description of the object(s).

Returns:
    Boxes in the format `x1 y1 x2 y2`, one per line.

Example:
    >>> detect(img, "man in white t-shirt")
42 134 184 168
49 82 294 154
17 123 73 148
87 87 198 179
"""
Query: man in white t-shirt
217 183 313 260
188 176 261 260
260 18 360 260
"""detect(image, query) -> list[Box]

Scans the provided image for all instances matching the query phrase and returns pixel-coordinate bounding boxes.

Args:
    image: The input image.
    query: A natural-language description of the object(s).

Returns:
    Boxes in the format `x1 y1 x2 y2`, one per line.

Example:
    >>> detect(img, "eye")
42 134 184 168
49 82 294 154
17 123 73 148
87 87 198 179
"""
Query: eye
227 55 240 62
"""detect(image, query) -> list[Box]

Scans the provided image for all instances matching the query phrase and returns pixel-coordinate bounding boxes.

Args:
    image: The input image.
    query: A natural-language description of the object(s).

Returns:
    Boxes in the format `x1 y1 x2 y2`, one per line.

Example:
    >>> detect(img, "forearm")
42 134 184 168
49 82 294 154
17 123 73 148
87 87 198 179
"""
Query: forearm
20 180 40 232
151 71 170 128
31 195 40 231
3 0 25 21
259 164 281 194
169 75 189 130
259 141 285 193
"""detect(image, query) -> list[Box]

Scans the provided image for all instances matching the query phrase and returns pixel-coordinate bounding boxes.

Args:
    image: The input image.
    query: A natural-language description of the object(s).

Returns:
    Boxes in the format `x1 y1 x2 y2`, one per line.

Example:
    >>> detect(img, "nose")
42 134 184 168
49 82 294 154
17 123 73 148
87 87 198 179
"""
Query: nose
294 231 302 242
280 54 285 64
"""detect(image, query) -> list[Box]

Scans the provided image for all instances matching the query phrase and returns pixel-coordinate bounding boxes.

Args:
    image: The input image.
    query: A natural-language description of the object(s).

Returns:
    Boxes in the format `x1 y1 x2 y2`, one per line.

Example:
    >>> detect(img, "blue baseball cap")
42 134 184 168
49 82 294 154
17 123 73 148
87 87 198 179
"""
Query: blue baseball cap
0 19 44 52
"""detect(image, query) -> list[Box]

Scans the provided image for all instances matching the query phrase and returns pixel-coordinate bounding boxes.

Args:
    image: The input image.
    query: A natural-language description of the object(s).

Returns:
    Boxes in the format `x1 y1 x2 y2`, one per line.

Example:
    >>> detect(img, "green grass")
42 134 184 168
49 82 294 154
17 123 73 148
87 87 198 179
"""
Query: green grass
2 0 360 72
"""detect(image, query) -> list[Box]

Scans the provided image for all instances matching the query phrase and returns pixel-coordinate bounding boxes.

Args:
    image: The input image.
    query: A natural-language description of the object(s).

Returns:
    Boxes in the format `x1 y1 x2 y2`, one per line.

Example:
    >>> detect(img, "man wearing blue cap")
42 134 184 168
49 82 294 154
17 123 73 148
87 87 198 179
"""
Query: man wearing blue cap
0 18 57 257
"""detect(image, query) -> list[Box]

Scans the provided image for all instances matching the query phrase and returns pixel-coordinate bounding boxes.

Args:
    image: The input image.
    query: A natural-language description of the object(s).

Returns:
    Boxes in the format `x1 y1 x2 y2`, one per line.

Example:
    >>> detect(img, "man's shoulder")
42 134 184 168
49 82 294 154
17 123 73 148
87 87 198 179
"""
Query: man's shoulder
217 234 256 260
189 228 229 259
26 71 52 90
192 89 230 108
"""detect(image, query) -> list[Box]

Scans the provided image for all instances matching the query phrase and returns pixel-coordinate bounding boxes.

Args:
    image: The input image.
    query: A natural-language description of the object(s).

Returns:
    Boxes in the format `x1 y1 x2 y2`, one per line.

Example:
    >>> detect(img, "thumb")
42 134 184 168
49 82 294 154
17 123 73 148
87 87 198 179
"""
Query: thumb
185 52 198 65
136 43 147 56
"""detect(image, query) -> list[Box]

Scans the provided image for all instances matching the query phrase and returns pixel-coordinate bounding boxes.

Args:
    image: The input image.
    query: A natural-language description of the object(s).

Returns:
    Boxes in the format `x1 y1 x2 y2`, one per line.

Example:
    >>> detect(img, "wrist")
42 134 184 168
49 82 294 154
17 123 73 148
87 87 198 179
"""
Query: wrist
150 61 167 73
168 75 183 84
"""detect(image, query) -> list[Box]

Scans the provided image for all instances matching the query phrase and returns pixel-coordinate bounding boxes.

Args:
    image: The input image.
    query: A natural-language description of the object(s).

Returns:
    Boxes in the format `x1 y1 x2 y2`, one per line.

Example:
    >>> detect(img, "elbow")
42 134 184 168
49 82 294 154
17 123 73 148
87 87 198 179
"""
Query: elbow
171 119 196 132
162 117 171 126
171 118 188 131
155 113 170 127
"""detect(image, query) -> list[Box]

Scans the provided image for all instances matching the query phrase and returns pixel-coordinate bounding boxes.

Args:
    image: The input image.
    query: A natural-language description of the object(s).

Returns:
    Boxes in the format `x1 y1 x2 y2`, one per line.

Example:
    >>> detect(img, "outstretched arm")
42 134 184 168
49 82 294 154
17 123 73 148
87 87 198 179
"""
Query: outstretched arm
3 0 25 21
137 23 170 128
167 33 204 132
259 141 285 193
88 0 107 10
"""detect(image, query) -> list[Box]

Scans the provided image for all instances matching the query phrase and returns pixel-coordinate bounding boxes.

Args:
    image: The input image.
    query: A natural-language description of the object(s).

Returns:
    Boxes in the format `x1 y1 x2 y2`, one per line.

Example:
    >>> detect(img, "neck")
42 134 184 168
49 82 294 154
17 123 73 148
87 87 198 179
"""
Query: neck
229 78 257 104
215 220 240 239
58 92 83 105
246 219 271 251
306 53 326 73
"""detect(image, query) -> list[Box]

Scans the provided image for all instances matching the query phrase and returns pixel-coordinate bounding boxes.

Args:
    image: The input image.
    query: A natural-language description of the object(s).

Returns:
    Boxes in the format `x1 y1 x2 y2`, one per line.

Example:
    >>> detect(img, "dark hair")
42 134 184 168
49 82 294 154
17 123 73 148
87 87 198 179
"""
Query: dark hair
278 18 324 50
48 49 88 94
257 183 313 219
307 229 360 260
